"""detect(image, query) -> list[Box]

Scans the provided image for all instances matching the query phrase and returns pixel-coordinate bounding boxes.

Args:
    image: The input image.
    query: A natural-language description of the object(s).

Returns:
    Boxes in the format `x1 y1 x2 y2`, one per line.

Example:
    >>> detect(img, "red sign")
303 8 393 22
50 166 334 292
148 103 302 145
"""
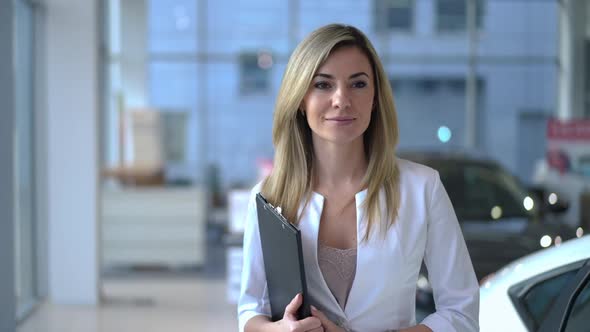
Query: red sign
548 119 590 141
546 118 590 176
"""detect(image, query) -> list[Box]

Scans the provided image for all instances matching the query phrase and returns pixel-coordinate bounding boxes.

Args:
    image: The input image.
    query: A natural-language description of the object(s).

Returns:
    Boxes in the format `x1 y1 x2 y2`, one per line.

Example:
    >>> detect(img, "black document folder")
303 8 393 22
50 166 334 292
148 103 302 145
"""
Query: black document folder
255 193 311 321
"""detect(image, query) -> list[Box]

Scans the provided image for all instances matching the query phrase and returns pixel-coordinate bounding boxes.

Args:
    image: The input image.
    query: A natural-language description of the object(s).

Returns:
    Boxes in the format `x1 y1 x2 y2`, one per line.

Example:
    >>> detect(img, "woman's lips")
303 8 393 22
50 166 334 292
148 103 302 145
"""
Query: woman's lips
326 116 355 122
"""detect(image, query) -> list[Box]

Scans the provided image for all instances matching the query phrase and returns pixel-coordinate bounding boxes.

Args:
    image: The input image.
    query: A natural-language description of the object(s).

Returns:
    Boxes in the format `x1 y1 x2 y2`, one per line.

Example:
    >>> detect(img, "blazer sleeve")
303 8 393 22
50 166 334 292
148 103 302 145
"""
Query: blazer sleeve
237 185 272 332
420 171 480 332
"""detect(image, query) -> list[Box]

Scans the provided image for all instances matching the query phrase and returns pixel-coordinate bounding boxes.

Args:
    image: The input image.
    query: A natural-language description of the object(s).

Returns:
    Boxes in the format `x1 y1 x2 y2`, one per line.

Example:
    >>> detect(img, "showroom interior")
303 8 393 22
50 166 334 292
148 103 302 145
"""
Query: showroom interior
2 0 590 331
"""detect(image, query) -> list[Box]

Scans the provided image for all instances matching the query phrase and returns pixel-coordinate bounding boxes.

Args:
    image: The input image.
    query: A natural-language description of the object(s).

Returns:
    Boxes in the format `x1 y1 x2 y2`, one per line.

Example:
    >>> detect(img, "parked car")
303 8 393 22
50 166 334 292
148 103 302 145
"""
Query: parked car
479 235 590 331
398 151 580 312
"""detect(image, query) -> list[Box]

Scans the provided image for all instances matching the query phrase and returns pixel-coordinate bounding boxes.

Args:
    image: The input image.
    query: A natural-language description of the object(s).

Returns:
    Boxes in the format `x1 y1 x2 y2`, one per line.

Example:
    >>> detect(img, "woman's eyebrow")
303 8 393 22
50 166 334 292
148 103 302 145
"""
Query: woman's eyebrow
349 72 369 79
314 73 334 79
313 72 370 79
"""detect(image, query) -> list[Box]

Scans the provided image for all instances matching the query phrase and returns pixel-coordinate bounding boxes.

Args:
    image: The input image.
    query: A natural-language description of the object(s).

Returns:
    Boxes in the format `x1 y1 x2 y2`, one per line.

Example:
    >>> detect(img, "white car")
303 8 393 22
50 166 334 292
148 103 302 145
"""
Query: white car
479 235 590 331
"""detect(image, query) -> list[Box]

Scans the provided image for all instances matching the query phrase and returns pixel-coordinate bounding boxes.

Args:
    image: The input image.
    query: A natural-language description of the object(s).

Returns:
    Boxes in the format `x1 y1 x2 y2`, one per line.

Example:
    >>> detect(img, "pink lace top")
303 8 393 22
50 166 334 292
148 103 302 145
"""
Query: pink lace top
317 243 357 310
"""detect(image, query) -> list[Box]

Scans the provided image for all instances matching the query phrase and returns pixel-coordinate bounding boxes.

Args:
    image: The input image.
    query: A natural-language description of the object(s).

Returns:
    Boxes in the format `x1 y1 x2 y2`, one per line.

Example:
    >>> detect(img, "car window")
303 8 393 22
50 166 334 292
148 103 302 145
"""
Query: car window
522 269 579 328
434 162 535 220
564 278 590 332
464 167 526 215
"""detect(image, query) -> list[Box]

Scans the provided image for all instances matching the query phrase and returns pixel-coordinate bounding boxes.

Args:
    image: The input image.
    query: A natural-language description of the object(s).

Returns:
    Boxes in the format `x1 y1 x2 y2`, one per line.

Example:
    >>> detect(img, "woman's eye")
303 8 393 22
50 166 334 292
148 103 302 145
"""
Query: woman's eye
314 82 331 90
352 81 367 88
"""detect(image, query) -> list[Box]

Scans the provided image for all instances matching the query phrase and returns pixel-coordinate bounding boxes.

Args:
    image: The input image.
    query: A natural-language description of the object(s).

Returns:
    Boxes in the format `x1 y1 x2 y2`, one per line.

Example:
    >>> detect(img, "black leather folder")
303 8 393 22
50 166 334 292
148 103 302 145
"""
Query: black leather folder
255 193 311 321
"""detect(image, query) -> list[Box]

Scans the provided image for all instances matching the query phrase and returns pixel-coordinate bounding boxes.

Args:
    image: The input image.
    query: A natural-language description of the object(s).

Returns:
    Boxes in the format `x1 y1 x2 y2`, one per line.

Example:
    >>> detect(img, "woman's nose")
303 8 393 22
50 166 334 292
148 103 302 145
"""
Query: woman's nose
332 87 351 110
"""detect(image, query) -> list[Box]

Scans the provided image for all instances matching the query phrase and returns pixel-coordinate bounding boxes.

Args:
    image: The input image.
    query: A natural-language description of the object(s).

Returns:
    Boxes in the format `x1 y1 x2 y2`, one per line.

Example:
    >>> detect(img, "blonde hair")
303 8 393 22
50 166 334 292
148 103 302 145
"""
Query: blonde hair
261 24 400 242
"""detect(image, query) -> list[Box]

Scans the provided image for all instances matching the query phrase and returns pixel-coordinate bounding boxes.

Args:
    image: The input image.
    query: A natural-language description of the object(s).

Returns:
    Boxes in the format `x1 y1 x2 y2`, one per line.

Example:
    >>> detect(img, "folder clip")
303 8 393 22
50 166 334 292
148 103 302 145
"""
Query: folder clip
265 201 284 218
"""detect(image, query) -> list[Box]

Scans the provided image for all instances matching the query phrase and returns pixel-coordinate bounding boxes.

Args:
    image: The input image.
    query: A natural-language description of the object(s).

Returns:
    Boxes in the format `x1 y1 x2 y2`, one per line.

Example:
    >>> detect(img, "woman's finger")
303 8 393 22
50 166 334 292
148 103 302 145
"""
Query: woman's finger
308 327 325 332
311 306 337 329
294 316 322 330
283 293 302 318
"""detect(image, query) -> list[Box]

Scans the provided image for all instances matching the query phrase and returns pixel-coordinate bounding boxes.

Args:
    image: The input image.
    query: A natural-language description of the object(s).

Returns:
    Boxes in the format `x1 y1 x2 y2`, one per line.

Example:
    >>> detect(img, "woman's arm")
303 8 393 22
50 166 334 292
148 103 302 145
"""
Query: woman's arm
419 171 480 332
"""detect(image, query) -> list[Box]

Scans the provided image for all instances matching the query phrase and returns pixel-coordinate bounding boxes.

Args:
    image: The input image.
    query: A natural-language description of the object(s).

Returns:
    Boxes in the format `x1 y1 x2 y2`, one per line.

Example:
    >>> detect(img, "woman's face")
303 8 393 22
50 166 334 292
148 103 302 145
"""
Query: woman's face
302 46 375 147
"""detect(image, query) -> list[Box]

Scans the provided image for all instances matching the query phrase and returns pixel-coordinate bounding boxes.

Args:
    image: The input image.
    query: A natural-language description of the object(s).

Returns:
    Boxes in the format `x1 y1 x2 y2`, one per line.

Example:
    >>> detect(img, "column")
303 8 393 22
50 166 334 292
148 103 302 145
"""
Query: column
558 0 587 119
46 0 100 305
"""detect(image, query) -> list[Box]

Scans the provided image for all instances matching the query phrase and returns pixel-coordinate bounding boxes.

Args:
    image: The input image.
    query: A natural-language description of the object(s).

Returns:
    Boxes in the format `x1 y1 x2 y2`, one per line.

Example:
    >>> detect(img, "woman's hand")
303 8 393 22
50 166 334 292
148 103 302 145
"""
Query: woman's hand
274 293 324 332
310 306 346 332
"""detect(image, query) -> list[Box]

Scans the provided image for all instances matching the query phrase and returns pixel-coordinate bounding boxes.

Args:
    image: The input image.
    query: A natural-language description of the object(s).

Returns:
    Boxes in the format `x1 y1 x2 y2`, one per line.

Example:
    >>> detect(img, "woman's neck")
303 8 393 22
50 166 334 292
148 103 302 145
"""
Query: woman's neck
312 136 368 191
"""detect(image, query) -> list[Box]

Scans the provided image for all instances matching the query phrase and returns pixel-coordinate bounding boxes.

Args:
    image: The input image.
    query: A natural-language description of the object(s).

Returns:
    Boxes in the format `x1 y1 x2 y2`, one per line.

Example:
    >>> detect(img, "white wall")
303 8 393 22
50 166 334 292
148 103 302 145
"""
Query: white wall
46 0 100 305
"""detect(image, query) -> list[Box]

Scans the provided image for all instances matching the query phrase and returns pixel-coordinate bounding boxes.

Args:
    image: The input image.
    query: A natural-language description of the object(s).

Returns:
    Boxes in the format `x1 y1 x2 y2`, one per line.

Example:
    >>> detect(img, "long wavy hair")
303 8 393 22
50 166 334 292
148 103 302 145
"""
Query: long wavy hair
261 24 400 242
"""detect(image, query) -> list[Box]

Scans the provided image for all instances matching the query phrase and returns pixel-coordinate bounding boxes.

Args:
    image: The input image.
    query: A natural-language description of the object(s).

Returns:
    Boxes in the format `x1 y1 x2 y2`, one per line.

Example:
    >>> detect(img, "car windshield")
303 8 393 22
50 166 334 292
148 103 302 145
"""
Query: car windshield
427 160 536 221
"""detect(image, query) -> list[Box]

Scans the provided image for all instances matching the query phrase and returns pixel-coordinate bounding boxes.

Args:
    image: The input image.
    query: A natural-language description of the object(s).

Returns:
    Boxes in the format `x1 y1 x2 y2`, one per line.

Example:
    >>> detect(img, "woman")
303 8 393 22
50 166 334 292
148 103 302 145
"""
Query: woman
238 24 479 332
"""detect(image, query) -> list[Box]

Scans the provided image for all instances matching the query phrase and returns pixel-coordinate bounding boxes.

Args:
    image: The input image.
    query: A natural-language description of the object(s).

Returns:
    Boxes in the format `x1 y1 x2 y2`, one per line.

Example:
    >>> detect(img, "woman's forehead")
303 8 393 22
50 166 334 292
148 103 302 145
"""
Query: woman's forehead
315 46 373 77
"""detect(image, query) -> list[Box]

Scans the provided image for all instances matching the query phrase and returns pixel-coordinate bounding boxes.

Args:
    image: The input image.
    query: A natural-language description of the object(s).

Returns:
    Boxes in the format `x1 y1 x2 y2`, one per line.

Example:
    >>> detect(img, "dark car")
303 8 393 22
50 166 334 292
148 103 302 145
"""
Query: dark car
399 151 578 313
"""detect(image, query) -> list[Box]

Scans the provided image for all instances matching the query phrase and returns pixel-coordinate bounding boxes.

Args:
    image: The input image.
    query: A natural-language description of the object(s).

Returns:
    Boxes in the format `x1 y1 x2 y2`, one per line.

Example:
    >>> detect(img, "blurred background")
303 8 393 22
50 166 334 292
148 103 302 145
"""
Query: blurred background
2 0 590 331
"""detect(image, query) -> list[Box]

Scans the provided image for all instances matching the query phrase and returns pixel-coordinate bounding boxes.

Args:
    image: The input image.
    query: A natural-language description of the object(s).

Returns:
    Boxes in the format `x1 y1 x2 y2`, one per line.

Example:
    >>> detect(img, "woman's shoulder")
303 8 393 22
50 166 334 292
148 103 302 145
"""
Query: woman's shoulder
395 156 441 195
396 156 439 180
244 181 265 204
250 181 264 194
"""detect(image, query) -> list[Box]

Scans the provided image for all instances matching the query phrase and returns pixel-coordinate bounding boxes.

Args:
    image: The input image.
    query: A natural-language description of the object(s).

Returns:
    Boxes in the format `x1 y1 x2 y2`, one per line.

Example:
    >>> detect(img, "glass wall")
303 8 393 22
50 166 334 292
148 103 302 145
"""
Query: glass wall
101 0 562 224
100 0 563 278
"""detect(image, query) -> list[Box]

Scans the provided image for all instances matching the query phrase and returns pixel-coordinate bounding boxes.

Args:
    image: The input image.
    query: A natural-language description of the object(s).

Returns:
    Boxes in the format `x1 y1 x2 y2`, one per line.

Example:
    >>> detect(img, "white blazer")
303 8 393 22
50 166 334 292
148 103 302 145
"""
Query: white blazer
238 158 480 332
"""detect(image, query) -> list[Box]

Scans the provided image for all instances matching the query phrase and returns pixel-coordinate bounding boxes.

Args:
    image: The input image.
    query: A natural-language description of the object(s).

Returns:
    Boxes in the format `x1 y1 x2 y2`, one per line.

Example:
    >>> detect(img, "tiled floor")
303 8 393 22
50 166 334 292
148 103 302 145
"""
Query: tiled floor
18 276 238 332
18 219 237 332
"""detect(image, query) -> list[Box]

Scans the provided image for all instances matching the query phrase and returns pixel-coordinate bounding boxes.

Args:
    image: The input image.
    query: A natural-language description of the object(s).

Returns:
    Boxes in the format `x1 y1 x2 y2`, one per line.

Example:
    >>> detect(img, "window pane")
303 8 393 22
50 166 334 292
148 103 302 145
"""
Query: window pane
240 54 270 95
375 0 413 32
393 78 484 149
438 0 466 31
149 0 198 53
148 62 202 181
149 62 198 108
437 0 484 32
564 277 590 332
